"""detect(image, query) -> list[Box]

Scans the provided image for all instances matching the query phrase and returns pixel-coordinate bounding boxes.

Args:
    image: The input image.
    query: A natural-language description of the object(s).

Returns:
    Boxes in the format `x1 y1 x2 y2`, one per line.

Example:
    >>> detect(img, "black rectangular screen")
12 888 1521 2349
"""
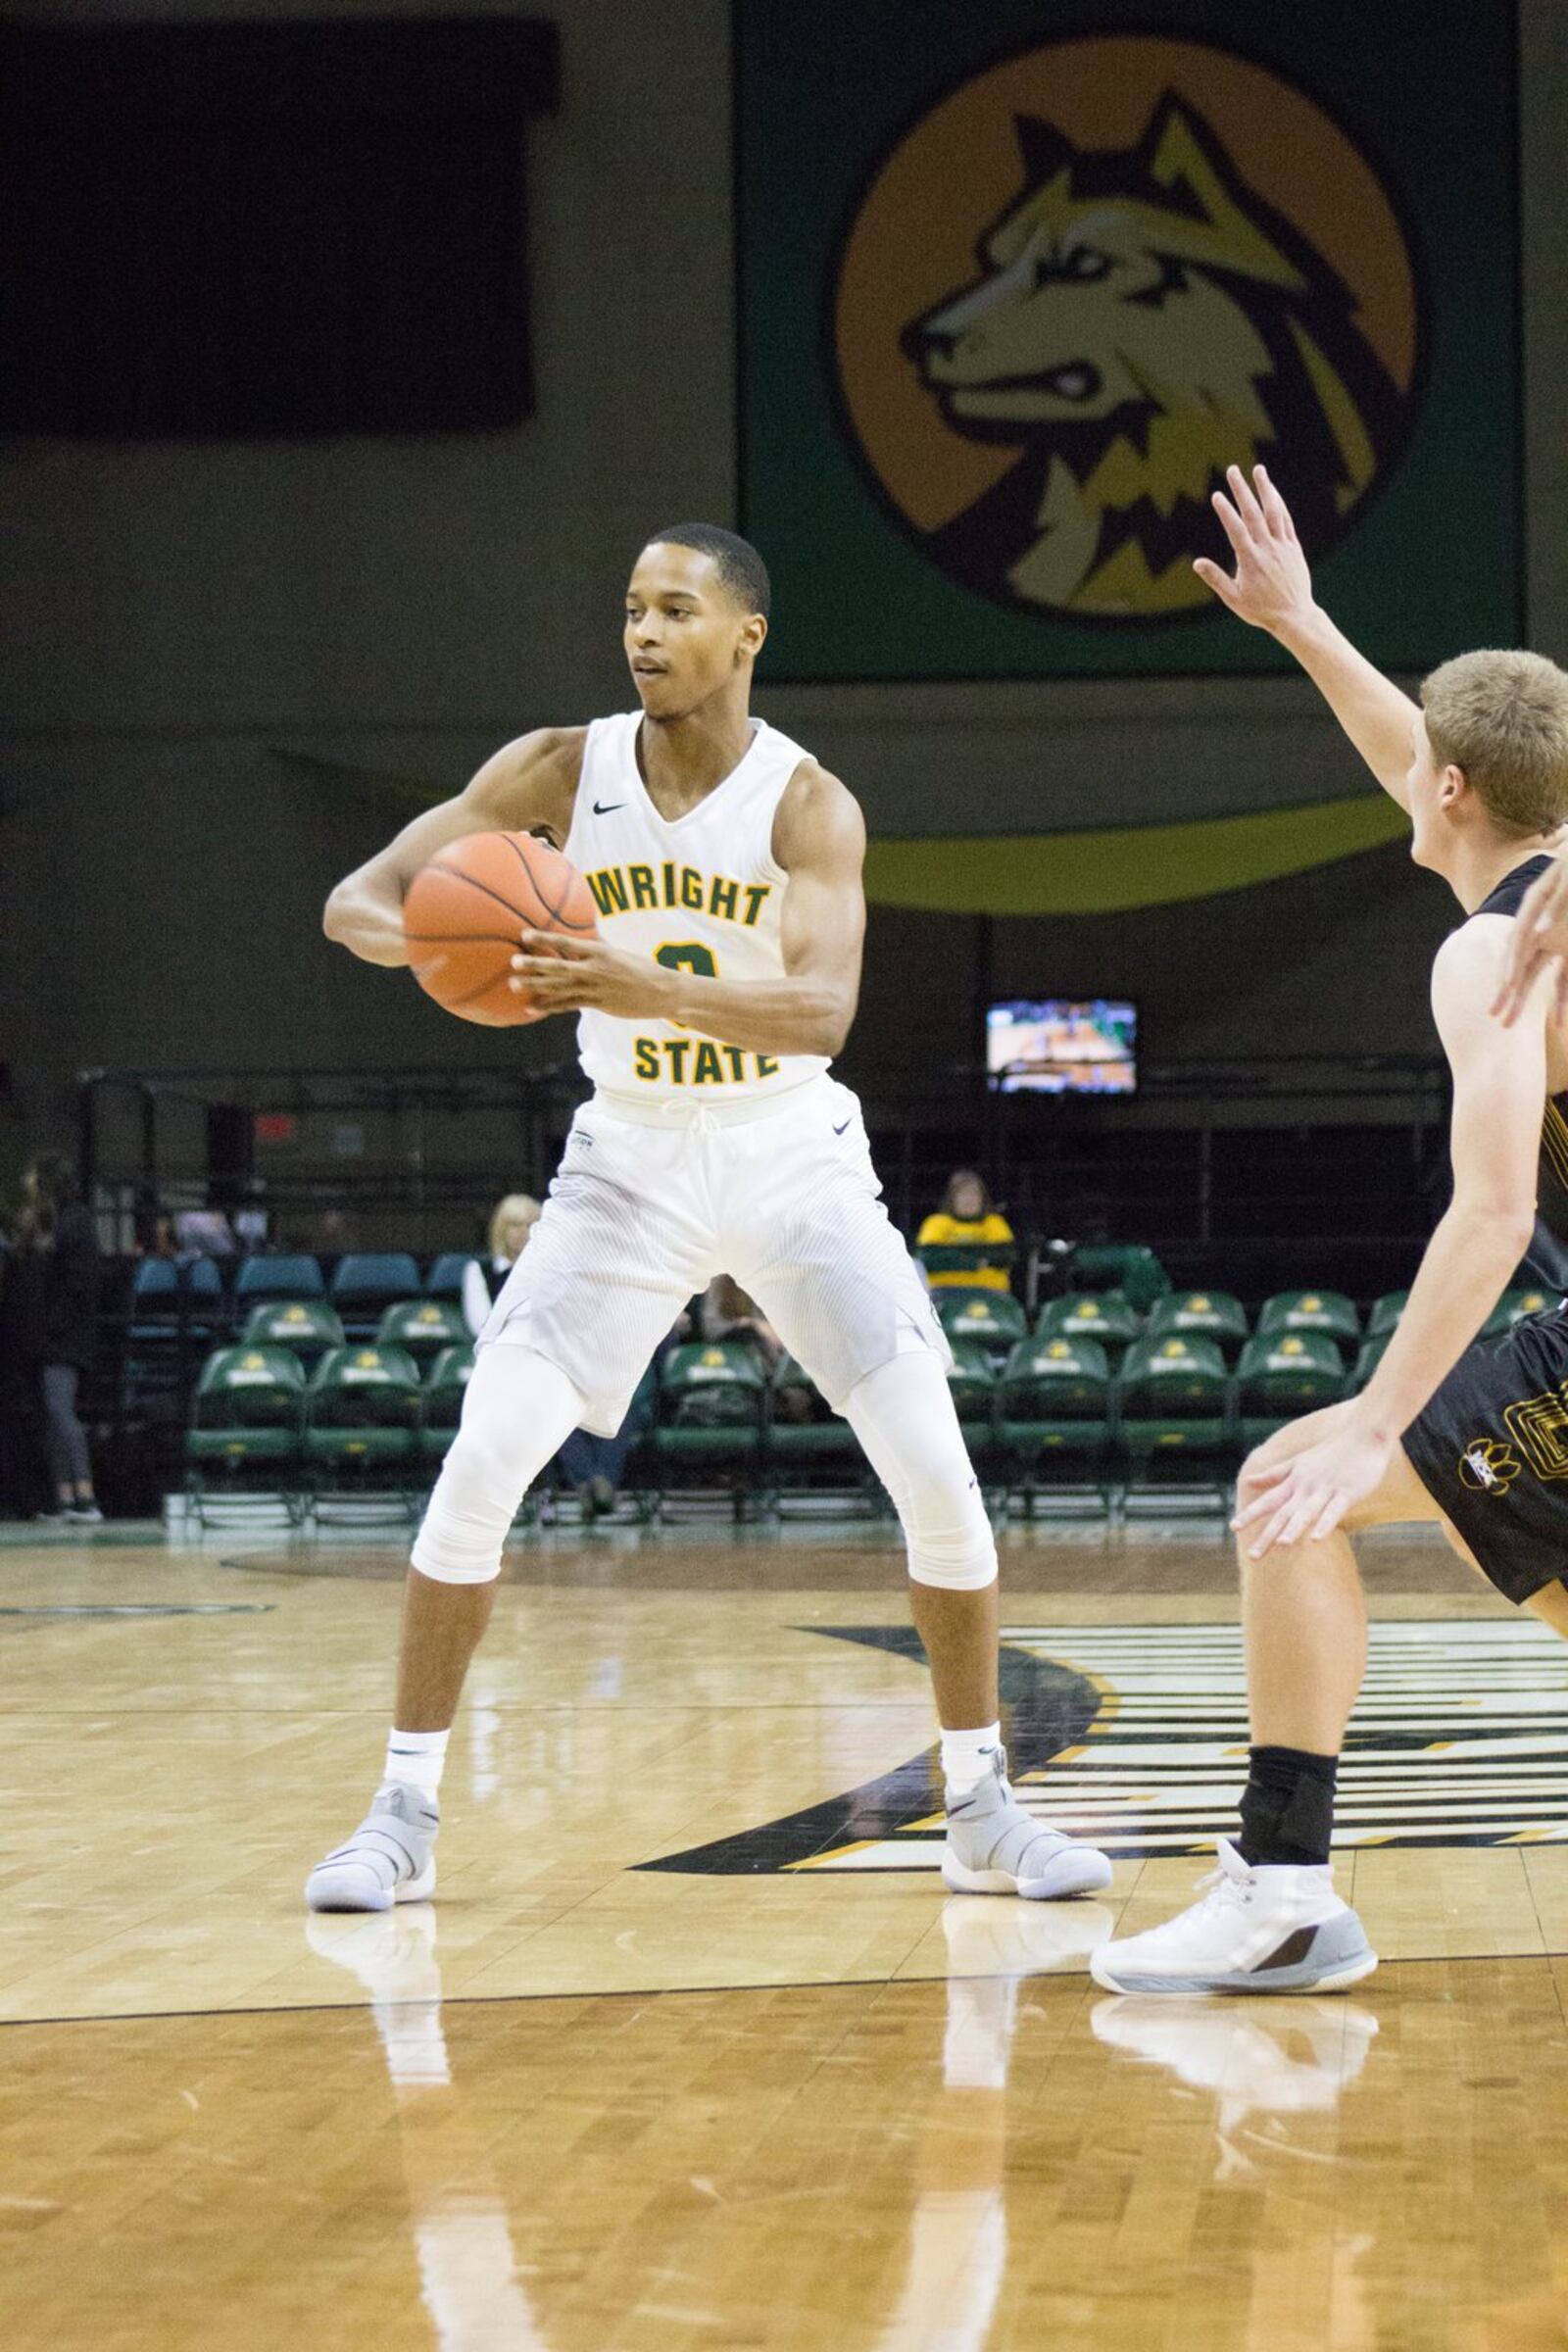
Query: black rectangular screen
0 20 560 436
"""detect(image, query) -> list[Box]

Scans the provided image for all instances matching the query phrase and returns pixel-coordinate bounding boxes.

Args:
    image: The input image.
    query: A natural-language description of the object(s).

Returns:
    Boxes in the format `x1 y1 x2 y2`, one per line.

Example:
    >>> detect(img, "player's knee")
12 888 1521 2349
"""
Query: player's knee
410 1424 530 1588
903 1465 997 1592
1238 1433 1290 1495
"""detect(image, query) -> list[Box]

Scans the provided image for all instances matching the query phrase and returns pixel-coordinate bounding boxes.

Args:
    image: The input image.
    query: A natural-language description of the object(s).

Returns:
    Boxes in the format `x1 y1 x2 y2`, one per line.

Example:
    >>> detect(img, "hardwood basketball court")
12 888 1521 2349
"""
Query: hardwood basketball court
6 1518 1568 2349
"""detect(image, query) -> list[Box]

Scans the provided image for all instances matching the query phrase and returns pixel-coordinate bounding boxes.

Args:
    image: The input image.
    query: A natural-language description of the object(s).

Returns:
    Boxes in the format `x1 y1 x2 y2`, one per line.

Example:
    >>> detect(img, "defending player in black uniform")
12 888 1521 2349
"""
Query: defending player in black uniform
1093 464 1568 1995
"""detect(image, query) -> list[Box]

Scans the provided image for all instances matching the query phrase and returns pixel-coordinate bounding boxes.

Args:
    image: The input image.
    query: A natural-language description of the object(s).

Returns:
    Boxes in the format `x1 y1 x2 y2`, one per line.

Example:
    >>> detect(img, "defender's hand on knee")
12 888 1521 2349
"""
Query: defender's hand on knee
1232 1425 1395 1560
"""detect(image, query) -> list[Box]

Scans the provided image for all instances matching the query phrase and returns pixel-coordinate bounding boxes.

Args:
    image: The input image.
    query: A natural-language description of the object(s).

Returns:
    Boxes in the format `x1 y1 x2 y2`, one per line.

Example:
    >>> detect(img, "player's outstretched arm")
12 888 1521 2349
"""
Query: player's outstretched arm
321 729 582 966
507 764 866 1055
1197 464 1418 812
1235 919 1544 1558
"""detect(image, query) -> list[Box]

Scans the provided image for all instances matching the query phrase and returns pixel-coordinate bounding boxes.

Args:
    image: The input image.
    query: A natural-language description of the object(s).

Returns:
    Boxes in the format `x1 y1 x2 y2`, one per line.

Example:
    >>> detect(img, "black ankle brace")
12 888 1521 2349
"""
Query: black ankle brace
1238 1744 1338 1867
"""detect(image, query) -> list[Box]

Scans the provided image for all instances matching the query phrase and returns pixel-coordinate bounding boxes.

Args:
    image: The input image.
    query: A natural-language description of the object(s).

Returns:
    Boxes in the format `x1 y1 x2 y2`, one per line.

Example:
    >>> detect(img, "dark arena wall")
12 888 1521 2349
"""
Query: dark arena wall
2 0 1565 1181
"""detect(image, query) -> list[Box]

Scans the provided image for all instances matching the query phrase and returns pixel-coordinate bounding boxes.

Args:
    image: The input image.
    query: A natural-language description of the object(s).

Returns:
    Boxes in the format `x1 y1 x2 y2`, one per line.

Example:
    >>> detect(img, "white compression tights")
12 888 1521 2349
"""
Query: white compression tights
842 1348 998 1592
412 1342 996 1592
412 1349 585 1584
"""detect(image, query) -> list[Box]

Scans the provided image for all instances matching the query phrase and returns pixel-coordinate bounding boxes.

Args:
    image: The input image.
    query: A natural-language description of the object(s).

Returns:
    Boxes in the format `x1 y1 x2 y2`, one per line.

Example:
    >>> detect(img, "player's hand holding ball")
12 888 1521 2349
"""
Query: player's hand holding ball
403 832 598 1026
509 929 681 1020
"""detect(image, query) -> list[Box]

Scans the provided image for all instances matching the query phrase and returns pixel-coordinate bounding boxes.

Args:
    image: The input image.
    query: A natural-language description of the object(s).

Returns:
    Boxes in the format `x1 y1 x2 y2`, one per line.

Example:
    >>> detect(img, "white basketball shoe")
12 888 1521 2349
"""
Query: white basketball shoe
1089 1838 1376 1996
304 1781 438 1912
941 1748 1113 1899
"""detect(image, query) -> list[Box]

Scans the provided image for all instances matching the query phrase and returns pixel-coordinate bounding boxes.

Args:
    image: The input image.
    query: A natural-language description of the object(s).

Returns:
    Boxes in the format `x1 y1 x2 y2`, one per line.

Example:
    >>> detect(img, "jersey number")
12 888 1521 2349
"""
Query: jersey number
655 943 718 981
655 943 717 1034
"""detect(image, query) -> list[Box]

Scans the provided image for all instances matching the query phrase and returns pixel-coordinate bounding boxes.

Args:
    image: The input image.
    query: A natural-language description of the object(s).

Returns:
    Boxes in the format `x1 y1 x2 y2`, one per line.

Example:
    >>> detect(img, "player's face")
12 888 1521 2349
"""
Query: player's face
623 546 761 718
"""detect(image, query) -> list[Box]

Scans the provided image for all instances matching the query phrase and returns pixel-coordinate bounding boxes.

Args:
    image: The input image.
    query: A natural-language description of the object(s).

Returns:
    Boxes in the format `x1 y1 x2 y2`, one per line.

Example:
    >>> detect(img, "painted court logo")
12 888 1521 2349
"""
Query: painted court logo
642 1621 1568 1872
831 37 1424 621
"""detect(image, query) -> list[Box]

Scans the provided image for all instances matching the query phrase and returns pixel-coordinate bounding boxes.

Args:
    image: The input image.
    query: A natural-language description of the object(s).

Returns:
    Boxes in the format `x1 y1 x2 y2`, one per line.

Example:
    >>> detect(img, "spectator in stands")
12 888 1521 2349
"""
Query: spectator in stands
699 1274 786 1370
917 1170 1015 1293
21 1154 102 1525
557 1316 690 1518
699 1277 809 1421
462 1194 542 1339
173 1207 236 1258
0 1212 50 1520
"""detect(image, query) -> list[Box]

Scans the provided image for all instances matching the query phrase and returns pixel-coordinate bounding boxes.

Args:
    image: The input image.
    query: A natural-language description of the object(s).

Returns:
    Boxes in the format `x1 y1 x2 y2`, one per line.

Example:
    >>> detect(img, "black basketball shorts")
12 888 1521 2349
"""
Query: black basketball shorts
1404 1300 1568 1604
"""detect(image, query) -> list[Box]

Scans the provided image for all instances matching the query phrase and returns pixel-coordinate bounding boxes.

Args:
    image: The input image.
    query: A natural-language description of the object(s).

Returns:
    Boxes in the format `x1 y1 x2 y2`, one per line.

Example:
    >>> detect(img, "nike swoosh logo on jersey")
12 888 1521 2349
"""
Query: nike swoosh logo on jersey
832 1118 853 1135
592 800 625 814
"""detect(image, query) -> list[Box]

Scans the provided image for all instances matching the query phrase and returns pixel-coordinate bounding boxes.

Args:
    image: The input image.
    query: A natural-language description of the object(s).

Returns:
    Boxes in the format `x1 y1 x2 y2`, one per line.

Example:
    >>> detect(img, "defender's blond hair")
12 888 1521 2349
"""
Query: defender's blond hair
1421 650 1568 834
488 1193 541 1259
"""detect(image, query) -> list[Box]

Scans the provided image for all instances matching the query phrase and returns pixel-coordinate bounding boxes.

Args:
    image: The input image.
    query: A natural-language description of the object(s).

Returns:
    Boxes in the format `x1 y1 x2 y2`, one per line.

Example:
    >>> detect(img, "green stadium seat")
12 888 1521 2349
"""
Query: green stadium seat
1235 1330 1347 1451
124 1257 225 1431
233 1254 324 1306
1036 1291 1141 1366
1348 1333 1391 1393
1145 1290 1250 1362
945 1342 997 1472
304 1345 422 1483
1115 1332 1234 1499
650 1343 766 1499
936 1290 1028 1361
375 1297 470 1364
946 1338 996 1421
1367 1290 1408 1339
996 1335 1113 1509
766 1355 868 1499
185 1346 306 1506
1066 1244 1170 1312
239 1298 345 1367
1257 1290 1361 1348
425 1253 476 1300
418 1345 474 1468
329 1252 424 1339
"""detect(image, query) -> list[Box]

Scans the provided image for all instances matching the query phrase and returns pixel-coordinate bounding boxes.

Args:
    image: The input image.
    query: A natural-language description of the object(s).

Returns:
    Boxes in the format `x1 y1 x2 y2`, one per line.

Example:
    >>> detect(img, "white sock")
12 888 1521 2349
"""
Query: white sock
385 1728 450 1797
941 1723 1002 1794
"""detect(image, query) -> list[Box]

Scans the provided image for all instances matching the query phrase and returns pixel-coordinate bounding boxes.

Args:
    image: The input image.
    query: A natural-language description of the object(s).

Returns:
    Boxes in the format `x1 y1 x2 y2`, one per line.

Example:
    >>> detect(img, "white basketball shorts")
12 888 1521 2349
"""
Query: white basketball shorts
478 1075 951 1436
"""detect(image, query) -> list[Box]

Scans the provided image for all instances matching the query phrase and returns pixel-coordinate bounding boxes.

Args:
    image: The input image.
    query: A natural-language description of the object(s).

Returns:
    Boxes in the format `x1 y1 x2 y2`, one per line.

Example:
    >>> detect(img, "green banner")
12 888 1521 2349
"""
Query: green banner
737 0 1519 680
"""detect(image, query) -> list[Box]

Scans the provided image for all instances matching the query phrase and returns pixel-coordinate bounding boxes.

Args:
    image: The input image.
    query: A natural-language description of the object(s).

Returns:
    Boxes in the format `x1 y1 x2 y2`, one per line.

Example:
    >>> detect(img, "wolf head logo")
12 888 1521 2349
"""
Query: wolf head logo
904 94 1410 617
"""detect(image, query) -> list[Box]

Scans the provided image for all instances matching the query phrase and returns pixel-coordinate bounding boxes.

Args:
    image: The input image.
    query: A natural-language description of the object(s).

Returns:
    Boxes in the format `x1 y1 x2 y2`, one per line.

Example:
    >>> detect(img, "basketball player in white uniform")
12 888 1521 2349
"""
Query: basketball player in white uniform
306 524 1110 1911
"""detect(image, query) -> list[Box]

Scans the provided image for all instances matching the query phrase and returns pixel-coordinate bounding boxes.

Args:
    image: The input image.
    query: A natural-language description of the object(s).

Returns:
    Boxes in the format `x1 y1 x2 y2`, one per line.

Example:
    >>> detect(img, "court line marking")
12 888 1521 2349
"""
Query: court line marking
0 1949 1533 2034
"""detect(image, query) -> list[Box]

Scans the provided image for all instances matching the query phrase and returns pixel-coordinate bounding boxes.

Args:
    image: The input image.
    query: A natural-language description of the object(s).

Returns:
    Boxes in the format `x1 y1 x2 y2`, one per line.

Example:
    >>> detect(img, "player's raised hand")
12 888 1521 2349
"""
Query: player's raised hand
1194 464 1315 634
1492 855 1568 1028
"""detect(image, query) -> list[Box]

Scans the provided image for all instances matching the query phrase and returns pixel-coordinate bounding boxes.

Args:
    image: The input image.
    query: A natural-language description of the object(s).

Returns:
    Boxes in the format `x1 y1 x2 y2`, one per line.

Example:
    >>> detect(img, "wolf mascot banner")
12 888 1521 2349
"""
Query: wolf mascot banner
736 4 1519 681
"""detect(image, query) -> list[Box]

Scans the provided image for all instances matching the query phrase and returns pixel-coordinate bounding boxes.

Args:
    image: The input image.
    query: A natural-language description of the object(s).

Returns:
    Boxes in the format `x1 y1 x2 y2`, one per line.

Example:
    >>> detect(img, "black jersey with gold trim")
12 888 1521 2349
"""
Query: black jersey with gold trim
1474 856 1568 1292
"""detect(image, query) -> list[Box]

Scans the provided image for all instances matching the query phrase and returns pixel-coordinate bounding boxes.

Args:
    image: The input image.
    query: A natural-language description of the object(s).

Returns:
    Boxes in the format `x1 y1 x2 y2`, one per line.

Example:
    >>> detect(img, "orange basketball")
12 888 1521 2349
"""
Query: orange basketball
403 832 598 1026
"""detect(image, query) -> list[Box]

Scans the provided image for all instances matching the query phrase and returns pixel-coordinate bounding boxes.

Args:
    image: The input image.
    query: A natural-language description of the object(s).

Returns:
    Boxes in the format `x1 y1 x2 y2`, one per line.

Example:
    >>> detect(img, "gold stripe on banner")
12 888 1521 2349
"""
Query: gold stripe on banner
860 793 1410 916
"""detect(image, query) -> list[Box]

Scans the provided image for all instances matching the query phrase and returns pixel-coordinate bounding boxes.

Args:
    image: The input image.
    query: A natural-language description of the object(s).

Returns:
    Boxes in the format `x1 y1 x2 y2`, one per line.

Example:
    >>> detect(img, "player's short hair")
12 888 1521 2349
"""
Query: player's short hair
1421 650 1568 834
642 523 770 619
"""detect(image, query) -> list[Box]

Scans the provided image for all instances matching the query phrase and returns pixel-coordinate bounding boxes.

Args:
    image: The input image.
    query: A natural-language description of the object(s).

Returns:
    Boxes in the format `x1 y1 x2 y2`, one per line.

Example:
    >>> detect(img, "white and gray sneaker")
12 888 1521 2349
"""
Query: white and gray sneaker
941 1748 1113 1899
304 1781 439 1913
1089 1838 1377 1996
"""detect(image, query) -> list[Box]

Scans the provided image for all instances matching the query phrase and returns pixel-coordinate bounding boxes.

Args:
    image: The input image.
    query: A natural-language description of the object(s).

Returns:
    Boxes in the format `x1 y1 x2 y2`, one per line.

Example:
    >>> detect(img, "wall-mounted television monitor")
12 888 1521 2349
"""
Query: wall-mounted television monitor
986 999 1138 1096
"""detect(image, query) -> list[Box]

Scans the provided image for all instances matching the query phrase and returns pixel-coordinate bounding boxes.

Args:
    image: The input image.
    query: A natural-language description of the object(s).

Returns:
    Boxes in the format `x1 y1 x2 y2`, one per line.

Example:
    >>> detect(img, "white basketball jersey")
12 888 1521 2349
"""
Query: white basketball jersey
563 711 831 1104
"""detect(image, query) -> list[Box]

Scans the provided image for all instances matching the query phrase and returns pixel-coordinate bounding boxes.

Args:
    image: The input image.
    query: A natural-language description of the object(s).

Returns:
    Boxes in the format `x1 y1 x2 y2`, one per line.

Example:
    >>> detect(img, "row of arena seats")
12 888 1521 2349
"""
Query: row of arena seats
936 1280 1557 1369
624 1278 1556 1516
186 1341 469 1522
130 1251 476 1343
185 1271 1561 1522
